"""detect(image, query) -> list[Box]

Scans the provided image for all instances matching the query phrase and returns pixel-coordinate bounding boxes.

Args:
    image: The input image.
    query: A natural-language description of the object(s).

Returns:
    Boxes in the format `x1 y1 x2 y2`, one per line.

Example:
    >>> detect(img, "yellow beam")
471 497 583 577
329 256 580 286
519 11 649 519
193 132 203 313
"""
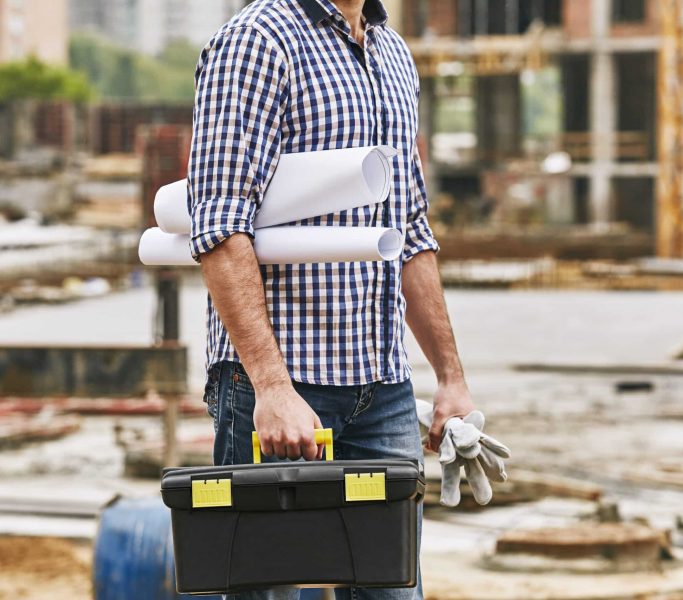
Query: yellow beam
657 0 683 257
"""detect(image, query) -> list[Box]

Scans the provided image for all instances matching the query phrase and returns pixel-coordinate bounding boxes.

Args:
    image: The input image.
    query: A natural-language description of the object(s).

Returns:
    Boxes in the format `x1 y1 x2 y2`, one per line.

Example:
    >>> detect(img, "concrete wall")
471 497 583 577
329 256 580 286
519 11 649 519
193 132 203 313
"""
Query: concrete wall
401 0 456 37
610 0 660 38
0 0 24 61
563 0 592 38
565 0 661 39
0 0 68 63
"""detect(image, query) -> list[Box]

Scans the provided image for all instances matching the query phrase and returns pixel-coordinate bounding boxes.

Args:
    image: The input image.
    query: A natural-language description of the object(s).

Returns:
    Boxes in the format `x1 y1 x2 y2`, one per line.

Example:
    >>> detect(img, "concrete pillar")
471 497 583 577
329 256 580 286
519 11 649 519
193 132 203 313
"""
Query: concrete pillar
476 75 522 163
589 0 616 226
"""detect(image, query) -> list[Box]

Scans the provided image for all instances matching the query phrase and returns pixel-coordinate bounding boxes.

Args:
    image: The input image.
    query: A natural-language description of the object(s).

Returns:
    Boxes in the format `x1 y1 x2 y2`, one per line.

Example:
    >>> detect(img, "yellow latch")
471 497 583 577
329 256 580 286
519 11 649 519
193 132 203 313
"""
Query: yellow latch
192 479 232 508
345 472 386 502
252 428 334 464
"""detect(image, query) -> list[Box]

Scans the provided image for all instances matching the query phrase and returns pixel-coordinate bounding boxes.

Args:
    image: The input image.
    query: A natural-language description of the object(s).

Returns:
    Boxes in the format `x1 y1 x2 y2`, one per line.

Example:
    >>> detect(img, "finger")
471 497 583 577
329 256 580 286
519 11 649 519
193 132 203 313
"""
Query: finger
260 441 275 458
273 441 288 460
285 441 303 461
301 435 318 462
316 444 325 460
457 440 481 460
464 457 493 505
440 459 462 507
423 440 435 453
479 447 507 482
428 420 445 453
480 433 511 459
449 420 480 451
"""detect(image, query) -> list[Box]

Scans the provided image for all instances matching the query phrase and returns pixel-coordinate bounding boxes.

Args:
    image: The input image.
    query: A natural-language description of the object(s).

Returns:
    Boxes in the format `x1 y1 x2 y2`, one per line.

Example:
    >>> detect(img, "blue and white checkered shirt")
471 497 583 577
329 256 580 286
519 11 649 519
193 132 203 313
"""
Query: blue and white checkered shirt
188 0 439 389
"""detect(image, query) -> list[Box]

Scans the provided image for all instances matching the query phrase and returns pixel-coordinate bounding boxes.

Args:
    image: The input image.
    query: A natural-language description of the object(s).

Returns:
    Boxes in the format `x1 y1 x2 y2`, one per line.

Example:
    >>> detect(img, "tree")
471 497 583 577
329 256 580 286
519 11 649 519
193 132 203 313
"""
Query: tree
69 33 197 103
0 56 94 102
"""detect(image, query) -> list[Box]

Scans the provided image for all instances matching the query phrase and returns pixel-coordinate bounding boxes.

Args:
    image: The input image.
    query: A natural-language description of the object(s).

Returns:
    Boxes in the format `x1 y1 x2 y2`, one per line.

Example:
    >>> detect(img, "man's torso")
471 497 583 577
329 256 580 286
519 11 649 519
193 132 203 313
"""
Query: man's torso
197 0 421 386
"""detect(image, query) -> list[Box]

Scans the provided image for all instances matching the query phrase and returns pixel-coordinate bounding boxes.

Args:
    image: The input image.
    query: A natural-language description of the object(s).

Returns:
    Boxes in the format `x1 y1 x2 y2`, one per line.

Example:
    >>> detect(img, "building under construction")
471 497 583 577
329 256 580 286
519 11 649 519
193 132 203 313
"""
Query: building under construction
399 0 683 258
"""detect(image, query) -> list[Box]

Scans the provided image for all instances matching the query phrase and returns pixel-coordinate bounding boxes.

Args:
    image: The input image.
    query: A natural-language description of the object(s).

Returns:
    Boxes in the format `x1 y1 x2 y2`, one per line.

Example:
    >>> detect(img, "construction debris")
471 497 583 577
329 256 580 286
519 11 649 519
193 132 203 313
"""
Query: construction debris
491 523 669 573
0 536 91 600
0 397 205 417
0 415 81 450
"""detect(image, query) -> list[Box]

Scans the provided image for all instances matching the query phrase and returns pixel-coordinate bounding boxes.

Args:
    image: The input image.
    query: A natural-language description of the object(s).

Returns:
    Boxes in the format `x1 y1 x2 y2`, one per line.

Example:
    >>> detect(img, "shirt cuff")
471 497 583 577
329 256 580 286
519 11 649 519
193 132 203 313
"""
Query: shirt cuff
190 197 257 262
402 214 440 263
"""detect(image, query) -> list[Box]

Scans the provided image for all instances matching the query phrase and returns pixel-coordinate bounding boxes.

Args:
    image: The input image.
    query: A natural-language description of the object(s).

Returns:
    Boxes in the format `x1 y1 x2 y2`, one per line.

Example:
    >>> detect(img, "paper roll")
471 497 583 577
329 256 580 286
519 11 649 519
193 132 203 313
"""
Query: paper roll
254 145 397 229
153 180 189 234
254 226 403 264
153 145 397 234
139 228 196 266
138 226 403 266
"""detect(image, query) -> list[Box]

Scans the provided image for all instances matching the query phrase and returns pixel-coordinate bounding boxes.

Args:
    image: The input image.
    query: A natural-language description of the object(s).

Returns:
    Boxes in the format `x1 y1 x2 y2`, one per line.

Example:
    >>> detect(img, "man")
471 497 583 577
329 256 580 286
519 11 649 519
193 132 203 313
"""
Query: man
188 0 475 598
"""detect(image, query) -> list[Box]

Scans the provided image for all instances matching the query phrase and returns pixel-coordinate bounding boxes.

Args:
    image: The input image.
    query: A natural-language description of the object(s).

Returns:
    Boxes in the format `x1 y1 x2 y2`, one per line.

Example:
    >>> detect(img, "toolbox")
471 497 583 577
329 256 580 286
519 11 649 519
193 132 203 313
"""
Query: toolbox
161 429 425 595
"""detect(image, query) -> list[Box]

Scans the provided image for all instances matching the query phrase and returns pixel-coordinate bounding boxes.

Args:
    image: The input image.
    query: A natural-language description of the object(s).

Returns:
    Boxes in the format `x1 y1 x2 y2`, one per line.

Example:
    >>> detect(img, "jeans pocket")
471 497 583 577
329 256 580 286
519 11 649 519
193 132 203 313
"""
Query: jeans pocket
205 363 222 422
232 362 254 395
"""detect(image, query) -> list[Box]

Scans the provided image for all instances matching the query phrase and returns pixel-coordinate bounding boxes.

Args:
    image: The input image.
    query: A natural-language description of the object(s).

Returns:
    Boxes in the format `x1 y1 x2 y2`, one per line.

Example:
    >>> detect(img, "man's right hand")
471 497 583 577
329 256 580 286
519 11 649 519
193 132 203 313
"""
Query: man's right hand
253 384 324 461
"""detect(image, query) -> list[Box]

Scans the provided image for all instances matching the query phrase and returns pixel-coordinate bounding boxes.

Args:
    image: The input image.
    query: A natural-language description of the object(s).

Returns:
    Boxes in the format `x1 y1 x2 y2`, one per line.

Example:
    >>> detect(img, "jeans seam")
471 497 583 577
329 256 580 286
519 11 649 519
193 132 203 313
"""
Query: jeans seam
211 363 223 435
227 364 237 466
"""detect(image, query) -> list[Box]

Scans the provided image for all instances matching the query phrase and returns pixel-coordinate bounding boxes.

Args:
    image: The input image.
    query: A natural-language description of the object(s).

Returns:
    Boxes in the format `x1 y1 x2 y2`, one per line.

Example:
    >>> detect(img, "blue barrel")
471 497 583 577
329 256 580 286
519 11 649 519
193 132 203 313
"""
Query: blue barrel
94 496 222 600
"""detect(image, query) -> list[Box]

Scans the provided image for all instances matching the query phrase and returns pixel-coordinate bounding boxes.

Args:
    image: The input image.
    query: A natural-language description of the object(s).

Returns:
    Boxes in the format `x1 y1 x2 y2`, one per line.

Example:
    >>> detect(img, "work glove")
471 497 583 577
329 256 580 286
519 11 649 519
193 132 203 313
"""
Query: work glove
415 398 511 507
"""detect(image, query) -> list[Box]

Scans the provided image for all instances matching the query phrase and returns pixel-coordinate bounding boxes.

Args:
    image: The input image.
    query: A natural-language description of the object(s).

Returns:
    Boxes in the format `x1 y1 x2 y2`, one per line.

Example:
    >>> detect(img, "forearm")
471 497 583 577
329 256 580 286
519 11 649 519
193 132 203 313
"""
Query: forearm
403 250 474 449
402 250 465 385
200 233 291 394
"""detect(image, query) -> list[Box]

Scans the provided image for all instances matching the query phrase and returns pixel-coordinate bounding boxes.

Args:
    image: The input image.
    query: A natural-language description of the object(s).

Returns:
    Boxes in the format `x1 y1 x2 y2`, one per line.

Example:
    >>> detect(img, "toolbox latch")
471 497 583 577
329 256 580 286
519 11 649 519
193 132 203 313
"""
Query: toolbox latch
192 479 232 508
345 472 386 502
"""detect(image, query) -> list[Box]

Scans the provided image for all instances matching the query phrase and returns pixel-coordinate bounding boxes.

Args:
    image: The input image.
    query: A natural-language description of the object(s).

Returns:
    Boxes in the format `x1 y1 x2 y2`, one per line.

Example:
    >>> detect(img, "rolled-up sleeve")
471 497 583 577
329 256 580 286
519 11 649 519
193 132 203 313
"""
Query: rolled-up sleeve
188 25 289 261
402 142 440 263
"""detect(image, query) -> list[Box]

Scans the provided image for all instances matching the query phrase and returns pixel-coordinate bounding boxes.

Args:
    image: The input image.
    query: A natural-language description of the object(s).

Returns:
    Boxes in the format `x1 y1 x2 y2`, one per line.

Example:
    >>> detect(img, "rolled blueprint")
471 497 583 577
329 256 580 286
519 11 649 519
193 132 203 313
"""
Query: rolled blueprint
139 226 403 266
153 145 398 234
139 228 196 266
153 180 189 234
254 145 397 229
254 226 403 263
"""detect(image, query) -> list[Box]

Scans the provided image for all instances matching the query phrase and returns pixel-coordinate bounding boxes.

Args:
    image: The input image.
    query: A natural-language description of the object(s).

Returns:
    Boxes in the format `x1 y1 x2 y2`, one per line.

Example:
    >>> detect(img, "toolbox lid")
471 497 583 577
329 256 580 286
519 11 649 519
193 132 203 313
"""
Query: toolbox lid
161 459 424 511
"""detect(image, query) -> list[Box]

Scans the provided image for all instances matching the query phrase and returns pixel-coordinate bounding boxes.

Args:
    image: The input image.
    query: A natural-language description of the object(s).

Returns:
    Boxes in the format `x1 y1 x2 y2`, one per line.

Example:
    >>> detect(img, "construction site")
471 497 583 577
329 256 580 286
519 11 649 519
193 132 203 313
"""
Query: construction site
401 0 683 261
1 0 683 599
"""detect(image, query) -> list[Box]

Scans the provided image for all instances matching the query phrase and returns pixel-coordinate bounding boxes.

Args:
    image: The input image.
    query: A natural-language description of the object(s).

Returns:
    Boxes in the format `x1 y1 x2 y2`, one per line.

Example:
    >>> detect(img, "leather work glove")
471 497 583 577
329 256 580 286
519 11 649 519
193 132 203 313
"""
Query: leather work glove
415 398 511 507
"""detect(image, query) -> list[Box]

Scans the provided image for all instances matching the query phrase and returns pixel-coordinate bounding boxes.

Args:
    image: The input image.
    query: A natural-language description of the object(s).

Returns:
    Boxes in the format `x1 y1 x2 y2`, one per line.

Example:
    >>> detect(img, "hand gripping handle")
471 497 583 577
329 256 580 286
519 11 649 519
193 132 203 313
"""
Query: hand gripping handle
251 428 334 464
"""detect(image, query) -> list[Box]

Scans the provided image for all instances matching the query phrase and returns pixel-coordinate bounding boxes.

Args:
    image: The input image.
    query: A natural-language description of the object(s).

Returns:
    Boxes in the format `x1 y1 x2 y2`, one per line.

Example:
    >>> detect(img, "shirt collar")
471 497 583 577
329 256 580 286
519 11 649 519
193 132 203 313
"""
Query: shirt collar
298 0 388 27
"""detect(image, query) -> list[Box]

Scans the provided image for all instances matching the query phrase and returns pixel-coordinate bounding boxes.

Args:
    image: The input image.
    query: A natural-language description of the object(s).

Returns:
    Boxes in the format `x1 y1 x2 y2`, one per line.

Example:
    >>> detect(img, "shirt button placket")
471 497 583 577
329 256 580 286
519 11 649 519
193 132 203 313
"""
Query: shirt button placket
365 33 389 379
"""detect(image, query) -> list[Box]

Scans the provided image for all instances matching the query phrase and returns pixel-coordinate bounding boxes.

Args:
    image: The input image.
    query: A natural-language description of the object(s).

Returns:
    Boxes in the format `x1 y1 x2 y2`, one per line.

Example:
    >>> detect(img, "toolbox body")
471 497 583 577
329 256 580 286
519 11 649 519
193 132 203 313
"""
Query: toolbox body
161 459 425 595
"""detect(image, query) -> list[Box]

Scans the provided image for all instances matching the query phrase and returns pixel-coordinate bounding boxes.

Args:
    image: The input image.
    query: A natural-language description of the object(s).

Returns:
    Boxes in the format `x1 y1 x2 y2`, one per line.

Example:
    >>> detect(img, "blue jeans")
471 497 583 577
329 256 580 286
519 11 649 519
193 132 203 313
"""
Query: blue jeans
207 361 424 600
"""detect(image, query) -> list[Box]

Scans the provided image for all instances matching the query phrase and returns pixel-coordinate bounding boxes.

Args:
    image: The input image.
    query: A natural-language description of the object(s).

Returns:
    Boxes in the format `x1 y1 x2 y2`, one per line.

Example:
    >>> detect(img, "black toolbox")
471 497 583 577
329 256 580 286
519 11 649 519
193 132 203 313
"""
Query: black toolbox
161 430 425 595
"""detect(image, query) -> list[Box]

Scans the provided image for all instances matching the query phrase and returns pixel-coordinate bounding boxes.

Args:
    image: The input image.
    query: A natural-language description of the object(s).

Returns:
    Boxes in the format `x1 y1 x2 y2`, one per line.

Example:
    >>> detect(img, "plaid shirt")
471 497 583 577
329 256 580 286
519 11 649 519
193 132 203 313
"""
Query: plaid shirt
188 0 439 388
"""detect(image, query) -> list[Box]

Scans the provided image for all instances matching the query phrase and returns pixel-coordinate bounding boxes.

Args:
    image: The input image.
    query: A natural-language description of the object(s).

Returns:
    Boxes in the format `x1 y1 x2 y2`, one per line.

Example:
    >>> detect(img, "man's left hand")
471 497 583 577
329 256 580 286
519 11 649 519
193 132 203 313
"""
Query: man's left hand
428 380 476 452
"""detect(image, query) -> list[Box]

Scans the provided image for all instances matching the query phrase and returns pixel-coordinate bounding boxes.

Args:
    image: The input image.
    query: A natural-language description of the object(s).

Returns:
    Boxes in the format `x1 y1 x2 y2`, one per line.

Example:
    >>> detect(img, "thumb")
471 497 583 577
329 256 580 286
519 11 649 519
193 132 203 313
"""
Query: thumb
428 417 445 453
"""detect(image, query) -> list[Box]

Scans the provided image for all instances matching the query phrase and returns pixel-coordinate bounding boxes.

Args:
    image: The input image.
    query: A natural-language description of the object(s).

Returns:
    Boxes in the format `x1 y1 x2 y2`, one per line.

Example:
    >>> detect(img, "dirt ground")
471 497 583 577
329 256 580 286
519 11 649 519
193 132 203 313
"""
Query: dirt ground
0 536 92 600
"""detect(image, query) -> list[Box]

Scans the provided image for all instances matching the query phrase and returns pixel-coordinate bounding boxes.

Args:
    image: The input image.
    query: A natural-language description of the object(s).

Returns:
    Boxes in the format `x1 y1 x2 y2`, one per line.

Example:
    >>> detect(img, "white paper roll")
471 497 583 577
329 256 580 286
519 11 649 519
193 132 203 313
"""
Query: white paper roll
254 145 397 229
153 180 189 234
153 145 397 234
254 226 403 264
139 228 196 266
138 226 403 266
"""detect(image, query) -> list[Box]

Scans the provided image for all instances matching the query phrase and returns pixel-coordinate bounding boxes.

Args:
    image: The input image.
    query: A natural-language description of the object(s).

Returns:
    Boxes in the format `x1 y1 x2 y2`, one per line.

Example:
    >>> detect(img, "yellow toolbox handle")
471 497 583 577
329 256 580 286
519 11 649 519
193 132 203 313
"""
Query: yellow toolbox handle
251 428 334 464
